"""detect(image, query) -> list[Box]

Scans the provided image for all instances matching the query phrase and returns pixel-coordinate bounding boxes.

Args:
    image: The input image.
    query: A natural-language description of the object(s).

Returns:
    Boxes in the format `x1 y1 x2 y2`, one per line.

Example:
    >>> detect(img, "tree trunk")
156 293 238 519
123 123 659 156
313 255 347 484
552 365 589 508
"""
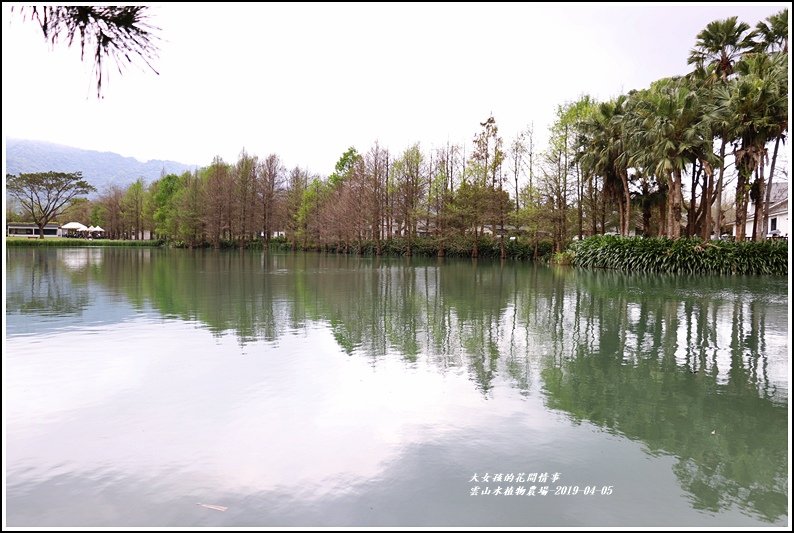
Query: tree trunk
577 164 583 239
589 174 597 236
688 160 698 237
714 139 726 238
600 195 606 234
734 162 749 242
669 170 682 239
406 213 413 257
700 161 713 240
752 163 765 241
761 136 781 240
514 163 520 213
639 178 651 236
620 170 631 236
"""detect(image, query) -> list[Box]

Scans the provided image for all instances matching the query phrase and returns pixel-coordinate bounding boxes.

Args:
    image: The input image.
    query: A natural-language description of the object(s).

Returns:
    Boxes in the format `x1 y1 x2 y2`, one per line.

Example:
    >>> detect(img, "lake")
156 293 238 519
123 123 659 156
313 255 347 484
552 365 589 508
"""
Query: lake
5 247 789 527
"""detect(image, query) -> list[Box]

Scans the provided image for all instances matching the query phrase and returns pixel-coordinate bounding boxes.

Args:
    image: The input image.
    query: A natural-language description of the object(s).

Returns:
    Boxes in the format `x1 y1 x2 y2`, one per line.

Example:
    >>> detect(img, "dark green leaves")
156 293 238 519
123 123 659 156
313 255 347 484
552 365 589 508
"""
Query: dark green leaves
570 236 787 276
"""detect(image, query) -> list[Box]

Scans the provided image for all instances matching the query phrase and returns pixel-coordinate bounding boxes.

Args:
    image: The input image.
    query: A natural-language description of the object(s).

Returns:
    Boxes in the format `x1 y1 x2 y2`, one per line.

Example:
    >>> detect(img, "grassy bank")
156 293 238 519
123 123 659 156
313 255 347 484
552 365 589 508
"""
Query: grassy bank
570 236 788 275
271 235 555 260
5 238 164 247
6 235 554 258
12 235 782 276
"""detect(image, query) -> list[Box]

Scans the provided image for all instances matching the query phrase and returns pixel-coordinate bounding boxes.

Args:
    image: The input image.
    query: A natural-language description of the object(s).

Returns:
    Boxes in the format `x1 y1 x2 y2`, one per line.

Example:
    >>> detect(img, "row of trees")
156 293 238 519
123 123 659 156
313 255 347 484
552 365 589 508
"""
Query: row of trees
530 10 788 250
7 11 788 255
573 12 788 244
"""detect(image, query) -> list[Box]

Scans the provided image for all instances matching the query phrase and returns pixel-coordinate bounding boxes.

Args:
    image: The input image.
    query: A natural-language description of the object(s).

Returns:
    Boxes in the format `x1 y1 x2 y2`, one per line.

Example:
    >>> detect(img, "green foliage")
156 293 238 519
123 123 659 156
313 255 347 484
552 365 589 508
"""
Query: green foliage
551 251 574 265
296 178 325 242
571 236 787 275
5 206 26 223
121 177 147 238
59 197 93 225
328 147 361 187
151 172 185 239
447 180 512 238
687 16 755 80
754 8 788 54
271 235 554 261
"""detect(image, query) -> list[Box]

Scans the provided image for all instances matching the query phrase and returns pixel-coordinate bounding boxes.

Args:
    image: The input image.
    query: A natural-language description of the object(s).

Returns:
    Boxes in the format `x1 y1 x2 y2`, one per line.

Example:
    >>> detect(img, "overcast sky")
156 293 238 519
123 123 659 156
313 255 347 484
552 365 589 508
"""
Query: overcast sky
1 3 787 176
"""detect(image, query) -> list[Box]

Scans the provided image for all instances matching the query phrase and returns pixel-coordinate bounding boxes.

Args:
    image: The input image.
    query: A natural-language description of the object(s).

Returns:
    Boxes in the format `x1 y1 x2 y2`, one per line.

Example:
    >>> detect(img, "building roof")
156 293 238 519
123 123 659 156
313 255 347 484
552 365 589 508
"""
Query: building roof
734 183 788 225
769 199 788 215
749 182 788 208
767 182 788 204
6 222 60 228
743 199 788 222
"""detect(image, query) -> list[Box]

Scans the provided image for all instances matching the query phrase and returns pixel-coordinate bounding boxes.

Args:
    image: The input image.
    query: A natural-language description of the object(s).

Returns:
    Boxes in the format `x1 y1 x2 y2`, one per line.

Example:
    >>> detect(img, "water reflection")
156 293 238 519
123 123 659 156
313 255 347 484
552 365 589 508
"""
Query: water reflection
6 248 92 318
539 270 788 522
5 248 788 525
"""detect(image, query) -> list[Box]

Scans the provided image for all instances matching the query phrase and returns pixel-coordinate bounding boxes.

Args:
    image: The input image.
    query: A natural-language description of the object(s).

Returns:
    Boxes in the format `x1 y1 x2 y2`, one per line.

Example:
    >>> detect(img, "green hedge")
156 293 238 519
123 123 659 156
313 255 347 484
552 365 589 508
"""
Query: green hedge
570 236 788 275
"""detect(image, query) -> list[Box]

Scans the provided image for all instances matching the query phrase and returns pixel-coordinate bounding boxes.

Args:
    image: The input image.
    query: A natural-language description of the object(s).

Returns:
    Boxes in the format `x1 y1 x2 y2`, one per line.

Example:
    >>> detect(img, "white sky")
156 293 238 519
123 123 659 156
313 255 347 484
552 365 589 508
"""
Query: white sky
1 3 788 177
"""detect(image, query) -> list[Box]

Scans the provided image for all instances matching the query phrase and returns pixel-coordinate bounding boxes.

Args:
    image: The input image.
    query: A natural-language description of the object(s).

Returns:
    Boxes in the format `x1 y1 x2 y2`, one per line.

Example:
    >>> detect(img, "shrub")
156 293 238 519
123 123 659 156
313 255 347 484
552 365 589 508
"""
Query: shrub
569 236 787 275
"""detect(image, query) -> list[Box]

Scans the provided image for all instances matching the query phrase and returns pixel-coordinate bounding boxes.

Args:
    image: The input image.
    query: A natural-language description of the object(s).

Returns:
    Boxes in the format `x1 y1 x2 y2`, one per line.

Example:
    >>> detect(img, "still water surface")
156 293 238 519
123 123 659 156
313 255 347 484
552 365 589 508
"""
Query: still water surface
5 247 789 526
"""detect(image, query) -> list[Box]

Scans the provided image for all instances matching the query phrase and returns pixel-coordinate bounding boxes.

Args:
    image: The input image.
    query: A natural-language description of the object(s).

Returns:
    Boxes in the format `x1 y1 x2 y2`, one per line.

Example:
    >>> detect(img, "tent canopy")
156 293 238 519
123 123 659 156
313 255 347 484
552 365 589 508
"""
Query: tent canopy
93 226 104 232
61 222 88 231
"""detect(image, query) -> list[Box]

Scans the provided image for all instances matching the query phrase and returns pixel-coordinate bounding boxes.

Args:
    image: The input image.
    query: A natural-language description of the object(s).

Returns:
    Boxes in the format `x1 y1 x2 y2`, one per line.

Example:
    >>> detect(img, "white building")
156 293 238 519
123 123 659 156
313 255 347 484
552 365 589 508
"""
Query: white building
6 222 62 238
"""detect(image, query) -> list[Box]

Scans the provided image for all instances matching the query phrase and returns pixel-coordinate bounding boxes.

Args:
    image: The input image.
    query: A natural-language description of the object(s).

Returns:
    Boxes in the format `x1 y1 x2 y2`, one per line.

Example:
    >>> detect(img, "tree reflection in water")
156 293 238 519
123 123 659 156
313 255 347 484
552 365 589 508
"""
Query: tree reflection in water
6 248 788 522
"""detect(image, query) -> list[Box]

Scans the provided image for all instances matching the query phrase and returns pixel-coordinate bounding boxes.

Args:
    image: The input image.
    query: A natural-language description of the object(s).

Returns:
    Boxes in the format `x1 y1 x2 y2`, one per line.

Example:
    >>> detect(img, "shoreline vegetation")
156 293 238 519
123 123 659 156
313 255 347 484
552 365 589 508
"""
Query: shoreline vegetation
6 238 160 248
6 11 789 272
567 235 788 275
7 235 787 276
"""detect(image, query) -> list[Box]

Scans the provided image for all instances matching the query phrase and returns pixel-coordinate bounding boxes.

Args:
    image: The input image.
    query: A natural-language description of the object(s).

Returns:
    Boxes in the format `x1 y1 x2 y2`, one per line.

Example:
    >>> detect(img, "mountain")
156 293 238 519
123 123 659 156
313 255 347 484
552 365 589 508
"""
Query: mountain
5 139 197 192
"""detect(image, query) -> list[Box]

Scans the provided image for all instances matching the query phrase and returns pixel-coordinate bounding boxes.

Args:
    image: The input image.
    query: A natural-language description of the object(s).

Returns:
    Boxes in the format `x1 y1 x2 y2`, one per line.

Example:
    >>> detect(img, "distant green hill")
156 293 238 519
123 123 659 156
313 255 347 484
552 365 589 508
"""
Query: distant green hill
6 138 196 193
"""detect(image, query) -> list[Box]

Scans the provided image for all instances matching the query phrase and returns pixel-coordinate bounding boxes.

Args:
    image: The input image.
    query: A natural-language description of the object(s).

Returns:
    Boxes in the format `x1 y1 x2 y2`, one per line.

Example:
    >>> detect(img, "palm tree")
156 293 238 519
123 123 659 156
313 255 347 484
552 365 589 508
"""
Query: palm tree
634 78 710 238
754 9 788 54
622 89 661 236
754 9 789 238
688 16 755 81
677 74 722 239
688 16 755 238
718 52 787 241
579 96 633 236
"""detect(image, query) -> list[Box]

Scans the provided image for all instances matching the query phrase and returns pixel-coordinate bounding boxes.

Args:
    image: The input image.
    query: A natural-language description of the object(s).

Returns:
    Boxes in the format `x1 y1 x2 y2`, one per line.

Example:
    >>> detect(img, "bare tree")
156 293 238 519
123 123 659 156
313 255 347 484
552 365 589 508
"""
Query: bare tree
202 157 232 247
284 166 309 249
257 154 284 246
391 144 426 256
364 143 389 254
233 149 257 245
98 185 125 239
